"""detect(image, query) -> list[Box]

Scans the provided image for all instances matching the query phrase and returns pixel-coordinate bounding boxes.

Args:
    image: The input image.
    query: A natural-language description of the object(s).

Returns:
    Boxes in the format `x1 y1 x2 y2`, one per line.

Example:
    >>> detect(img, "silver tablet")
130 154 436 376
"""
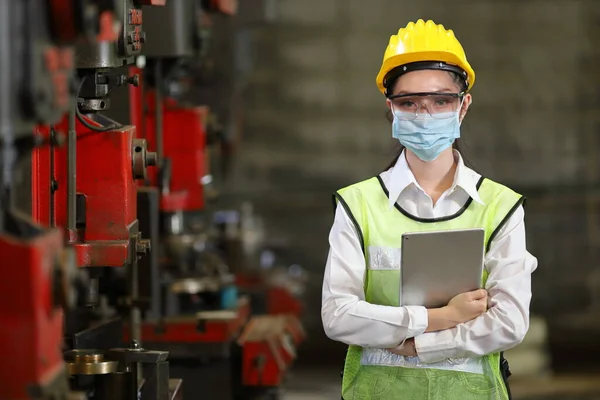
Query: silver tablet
400 228 485 308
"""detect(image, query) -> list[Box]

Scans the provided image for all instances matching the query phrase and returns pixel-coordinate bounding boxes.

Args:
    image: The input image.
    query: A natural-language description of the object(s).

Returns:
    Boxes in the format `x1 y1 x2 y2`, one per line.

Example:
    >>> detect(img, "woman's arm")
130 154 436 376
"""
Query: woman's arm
321 204 430 348
412 206 538 363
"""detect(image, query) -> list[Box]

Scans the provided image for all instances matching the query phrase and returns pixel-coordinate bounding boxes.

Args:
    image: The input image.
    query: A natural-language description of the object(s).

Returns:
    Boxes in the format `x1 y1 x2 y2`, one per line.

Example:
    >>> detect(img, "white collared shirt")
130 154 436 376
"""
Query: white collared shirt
321 150 538 364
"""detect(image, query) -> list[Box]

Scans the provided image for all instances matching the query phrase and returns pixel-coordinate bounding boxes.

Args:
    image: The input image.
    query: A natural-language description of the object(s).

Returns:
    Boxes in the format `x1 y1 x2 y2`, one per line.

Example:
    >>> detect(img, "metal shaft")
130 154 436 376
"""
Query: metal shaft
0 0 13 232
50 127 56 227
154 60 163 166
86 278 99 307
129 257 141 344
67 103 77 230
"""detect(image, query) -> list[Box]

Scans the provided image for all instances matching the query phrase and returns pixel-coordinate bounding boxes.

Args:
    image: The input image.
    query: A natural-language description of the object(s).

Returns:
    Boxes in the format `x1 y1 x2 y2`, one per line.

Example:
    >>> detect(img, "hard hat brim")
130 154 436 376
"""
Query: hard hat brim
376 51 476 94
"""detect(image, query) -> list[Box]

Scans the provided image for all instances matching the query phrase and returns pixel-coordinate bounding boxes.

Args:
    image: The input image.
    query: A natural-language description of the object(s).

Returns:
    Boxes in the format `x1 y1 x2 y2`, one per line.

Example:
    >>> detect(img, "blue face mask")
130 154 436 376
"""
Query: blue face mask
392 110 461 162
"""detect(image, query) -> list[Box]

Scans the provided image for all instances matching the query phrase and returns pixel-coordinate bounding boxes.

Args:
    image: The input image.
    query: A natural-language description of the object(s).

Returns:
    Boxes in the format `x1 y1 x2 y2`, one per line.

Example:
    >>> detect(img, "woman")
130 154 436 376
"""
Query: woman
321 19 538 400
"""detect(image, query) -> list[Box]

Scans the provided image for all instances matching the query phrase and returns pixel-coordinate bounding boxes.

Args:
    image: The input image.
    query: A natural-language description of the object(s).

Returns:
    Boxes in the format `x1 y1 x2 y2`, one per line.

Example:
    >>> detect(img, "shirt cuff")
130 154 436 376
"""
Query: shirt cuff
405 305 428 338
414 328 455 364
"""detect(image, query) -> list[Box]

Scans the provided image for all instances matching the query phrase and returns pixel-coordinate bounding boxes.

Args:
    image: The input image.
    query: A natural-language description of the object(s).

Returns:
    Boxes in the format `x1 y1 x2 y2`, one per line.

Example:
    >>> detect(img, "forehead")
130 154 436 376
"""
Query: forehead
392 70 459 94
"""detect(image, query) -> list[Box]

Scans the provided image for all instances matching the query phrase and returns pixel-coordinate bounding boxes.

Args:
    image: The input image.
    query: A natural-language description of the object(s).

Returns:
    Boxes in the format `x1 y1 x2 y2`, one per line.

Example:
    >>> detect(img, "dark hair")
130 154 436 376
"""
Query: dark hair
383 71 469 172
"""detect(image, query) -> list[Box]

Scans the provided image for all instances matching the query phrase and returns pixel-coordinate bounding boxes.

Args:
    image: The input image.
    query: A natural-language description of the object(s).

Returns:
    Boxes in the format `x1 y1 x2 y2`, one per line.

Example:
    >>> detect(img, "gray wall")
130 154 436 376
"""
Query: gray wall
223 0 600 367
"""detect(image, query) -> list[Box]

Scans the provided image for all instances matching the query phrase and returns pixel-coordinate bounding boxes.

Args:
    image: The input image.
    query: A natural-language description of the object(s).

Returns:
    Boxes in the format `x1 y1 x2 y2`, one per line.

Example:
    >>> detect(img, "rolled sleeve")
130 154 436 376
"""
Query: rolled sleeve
405 305 429 338
414 328 455 363
322 204 429 348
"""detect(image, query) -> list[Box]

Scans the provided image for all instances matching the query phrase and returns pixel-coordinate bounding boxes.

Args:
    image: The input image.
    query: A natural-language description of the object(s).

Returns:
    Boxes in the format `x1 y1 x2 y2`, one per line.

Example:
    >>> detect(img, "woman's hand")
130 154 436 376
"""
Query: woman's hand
446 289 488 323
425 289 488 332
387 338 417 357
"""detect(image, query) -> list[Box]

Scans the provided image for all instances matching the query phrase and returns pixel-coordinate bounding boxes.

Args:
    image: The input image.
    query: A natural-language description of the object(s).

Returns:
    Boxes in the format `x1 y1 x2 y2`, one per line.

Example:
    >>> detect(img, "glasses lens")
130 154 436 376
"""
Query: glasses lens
391 94 461 120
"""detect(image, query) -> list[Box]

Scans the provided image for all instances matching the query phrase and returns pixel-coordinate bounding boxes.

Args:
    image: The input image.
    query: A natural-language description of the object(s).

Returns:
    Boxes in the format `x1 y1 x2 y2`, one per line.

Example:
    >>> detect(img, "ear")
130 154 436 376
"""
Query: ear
459 93 472 122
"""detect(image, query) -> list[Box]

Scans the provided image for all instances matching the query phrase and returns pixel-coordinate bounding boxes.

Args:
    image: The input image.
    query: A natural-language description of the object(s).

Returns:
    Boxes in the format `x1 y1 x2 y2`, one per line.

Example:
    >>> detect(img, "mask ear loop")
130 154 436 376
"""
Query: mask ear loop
458 96 467 127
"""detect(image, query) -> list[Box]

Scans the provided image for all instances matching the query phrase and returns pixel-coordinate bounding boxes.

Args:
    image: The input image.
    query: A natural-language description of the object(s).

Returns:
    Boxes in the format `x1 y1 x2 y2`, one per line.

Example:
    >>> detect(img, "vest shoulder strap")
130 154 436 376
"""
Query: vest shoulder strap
331 177 382 255
478 178 526 251
478 177 522 205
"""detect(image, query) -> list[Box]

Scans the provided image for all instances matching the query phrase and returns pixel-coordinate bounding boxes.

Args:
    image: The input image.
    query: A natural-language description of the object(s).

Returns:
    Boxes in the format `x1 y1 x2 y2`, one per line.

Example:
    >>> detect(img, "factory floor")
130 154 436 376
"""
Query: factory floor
283 368 340 400
282 368 600 400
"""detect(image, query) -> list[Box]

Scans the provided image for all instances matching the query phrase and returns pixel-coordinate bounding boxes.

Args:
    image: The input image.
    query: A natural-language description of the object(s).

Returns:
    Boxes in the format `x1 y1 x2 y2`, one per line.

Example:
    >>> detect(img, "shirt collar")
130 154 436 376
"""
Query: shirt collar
386 149 485 209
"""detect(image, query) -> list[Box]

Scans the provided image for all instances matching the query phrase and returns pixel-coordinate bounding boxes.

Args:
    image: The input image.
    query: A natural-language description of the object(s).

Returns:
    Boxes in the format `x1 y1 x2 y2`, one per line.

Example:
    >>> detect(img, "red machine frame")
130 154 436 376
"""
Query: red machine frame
32 116 146 268
143 90 209 212
0 1 120 398
126 298 251 344
0 230 67 399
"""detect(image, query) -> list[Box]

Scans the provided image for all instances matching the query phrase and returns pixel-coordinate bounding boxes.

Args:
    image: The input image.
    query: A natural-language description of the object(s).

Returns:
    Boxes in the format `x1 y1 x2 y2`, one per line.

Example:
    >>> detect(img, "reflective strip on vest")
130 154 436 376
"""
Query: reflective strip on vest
367 246 401 270
360 348 484 374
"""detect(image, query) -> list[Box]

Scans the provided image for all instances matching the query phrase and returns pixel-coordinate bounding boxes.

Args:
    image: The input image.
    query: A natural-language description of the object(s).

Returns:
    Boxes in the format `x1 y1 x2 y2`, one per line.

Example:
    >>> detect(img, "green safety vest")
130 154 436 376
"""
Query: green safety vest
334 175 524 400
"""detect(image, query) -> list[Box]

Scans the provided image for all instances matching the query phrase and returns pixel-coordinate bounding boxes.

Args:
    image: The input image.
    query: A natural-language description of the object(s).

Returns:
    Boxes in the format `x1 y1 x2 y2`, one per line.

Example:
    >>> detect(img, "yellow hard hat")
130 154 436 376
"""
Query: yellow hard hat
376 19 475 95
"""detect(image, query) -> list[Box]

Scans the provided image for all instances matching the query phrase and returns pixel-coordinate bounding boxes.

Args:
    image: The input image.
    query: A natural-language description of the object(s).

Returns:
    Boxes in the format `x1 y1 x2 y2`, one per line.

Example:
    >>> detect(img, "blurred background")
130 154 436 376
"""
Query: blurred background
216 1 600 398
18 0 600 399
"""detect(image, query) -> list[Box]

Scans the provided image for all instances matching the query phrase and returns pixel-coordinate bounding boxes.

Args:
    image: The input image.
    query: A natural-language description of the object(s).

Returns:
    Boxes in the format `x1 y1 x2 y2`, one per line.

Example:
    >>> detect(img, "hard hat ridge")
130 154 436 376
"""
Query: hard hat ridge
376 19 475 95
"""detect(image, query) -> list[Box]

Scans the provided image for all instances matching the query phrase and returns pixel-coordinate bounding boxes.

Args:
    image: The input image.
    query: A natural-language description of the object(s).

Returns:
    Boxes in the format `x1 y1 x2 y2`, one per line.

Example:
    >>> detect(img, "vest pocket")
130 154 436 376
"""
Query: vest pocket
458 371 497 395
352 366 427 400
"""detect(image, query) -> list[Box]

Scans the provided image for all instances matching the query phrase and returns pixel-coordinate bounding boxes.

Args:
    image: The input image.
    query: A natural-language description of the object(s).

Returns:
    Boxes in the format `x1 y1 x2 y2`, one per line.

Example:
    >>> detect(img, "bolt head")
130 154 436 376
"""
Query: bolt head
136 239 151 254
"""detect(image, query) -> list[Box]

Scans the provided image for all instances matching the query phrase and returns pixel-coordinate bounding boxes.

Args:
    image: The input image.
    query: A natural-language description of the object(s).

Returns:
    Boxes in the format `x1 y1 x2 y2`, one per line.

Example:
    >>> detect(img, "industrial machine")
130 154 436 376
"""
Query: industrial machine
0 1 97 398
134 0 238 322
0 0 303 398
26 1 185 399
125 1 305 398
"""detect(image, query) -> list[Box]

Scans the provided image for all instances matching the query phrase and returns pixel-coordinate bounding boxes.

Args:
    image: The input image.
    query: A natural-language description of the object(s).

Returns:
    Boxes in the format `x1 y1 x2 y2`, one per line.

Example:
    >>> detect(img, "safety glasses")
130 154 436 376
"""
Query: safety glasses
388 92 465 120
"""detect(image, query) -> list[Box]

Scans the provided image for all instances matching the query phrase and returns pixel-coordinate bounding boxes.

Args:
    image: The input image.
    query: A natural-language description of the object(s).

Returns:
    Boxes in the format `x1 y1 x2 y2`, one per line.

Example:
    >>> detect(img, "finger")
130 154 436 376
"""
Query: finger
464 290 477 301
476 298 488 312
472 289 487 300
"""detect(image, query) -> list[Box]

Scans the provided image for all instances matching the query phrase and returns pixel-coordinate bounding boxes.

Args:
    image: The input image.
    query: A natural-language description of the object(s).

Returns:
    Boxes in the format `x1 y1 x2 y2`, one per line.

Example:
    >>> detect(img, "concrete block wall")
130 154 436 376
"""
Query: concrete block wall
224 0 600 364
